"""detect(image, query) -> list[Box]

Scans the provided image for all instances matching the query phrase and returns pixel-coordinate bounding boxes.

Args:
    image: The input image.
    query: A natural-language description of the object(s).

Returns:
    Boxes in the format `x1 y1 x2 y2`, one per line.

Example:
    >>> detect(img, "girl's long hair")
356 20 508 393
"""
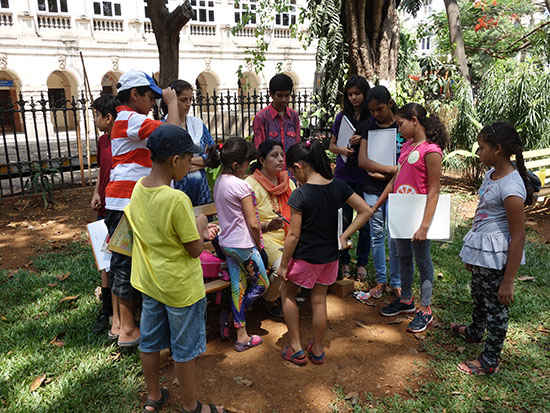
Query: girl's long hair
207 137 256 171
396 103 449 151
286 140 333 180
479 122 535 205
342 75 371 126
366 85 397 113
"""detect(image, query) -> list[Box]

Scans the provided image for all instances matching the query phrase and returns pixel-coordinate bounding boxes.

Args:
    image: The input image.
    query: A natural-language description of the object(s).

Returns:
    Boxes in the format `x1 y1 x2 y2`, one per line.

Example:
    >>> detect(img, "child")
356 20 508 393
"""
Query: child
328 75 372 280
125 124 225 413
253 73 300 152
358 85 402 299
212 137 270 352
104 70 179 347
374 103 448 334
453 122 533 375
278 140 372 365
90 94 118 337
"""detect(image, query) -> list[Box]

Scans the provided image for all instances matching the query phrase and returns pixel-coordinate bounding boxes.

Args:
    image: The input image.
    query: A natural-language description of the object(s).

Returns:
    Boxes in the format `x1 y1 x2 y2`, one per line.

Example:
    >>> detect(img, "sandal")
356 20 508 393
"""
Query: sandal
234 335 263 352
457 360 499 376
369 284 385 299
356 266 367 281
281 346 308 366
305 342 325 365
142 388 169 412
450 323 482 343
182 400 227 413
341 265 352 279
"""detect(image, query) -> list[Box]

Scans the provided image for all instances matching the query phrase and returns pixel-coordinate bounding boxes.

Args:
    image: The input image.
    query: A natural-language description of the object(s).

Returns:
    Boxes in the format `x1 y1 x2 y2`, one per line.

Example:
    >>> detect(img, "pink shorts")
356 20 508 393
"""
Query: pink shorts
286 259 338 289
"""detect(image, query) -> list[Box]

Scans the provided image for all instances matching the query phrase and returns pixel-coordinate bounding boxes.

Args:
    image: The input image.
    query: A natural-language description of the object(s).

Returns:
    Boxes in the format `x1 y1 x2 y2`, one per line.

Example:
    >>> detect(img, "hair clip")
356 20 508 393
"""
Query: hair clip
305 140 312 148
218 143 223 150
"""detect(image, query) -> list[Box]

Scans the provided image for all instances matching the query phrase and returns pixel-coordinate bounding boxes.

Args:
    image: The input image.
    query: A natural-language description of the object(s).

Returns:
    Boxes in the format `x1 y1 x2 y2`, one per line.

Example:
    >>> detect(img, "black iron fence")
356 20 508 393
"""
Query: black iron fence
0 89 322 197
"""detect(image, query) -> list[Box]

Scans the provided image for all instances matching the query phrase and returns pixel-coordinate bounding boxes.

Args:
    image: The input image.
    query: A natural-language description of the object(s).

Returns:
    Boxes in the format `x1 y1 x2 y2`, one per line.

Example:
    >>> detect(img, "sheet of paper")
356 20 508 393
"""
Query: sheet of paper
388 194 451 240
86 219 111 271
336 115 356 162
337 208 343 250
367 128 397 166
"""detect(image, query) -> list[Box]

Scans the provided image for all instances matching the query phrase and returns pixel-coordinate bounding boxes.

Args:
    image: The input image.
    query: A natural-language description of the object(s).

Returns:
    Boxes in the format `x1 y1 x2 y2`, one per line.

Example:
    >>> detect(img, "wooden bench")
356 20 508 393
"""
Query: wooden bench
521 148 550 201
193 202 231 295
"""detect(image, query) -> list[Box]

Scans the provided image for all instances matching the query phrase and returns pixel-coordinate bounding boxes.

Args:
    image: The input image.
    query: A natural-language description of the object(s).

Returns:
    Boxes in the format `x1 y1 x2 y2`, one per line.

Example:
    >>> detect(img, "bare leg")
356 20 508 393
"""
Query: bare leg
110 294 121 336
236 326 250 344
176 358 224 413
310 284 328 356
281 280 302 351
100 270 109 288
118 297 140 342
140 351 161 412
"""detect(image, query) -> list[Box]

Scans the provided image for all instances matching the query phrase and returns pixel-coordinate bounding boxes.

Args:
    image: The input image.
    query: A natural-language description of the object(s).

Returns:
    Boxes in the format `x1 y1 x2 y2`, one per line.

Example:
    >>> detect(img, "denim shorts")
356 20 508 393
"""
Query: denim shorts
139 294 207 363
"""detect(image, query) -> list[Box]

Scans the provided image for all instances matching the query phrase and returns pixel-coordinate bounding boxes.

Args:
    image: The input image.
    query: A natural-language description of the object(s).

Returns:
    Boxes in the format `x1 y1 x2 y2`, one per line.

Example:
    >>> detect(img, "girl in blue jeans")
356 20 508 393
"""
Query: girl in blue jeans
358 86 402 298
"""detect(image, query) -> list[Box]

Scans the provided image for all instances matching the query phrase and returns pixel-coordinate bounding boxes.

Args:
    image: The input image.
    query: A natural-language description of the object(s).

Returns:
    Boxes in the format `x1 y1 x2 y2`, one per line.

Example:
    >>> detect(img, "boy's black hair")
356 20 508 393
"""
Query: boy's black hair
116 85 151 105
91 94 120 118
269 74 293 94
342 75 371 125
396 103 449 150
366 85 396 112
285 140 333 180
478 122 536 205
250 139 283 173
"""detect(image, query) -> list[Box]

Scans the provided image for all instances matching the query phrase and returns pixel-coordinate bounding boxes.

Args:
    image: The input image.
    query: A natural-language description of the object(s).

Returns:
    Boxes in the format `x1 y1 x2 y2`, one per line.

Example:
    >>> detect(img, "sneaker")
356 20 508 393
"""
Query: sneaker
380 298 416 317
93 312 109 334
407 310 433 333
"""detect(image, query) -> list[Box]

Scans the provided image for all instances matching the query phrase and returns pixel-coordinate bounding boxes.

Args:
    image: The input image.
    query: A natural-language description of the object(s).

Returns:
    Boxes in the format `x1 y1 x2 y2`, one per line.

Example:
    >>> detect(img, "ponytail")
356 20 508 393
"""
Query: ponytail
396 103 449 150
479 122 536 206
205 137 256 171
286 139 333 180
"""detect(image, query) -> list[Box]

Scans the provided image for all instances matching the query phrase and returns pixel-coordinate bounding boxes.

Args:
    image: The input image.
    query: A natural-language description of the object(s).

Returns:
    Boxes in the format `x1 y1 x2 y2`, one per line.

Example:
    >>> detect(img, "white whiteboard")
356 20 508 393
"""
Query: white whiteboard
367 128 397 166
86 219 111 271
388 194 451 240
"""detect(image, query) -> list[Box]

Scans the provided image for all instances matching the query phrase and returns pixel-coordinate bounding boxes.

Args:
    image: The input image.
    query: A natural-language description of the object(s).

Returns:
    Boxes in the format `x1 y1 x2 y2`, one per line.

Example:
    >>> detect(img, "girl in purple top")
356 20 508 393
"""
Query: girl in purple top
328 76 372 280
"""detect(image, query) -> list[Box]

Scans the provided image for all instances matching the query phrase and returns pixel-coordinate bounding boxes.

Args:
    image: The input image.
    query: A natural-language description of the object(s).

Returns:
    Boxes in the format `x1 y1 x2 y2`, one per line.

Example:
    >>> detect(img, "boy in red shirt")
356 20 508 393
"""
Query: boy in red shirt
104 70 180 346
90 94 117 335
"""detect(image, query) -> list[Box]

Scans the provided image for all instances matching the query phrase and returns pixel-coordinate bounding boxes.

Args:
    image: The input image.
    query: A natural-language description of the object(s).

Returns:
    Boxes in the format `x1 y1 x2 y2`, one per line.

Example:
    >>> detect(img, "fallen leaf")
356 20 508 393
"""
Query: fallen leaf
517 276 535 282
537 326 550 334
0 315 7 321
172 377 180 386
30 374 46 392
47 283 58 288
59 295 79 304
457 346 466 353
49 333 65 347
451 391 462 396
108 352 121 362
55 272 70 281
344 392 359 401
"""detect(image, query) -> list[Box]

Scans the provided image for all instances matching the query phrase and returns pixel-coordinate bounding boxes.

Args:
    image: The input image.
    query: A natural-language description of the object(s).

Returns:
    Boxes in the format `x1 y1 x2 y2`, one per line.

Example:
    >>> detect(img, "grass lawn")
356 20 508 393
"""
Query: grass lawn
1 213 549 412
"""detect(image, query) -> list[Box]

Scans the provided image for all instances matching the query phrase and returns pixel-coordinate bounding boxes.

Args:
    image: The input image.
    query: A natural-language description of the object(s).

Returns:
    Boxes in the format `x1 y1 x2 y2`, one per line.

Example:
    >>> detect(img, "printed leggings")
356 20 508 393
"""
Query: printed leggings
222 246 270 328
465 265 509 370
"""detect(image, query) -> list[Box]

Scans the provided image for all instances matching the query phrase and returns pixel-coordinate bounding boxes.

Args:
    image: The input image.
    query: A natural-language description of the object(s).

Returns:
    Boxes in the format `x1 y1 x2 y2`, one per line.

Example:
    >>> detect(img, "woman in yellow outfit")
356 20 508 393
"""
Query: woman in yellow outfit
245 140 295 314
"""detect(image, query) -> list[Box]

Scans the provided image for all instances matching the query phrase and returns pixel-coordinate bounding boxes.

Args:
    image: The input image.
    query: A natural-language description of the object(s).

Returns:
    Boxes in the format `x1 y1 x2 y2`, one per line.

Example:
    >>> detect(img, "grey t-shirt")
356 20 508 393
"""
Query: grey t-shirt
460 168 526 270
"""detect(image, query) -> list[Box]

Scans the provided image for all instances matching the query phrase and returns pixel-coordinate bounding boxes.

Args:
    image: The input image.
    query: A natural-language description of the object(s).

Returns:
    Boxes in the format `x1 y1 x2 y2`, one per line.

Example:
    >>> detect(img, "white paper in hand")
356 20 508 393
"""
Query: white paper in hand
388 194 451 240
367 128 397 166
336 115 356 162
87 219 111 271
337 208 343 250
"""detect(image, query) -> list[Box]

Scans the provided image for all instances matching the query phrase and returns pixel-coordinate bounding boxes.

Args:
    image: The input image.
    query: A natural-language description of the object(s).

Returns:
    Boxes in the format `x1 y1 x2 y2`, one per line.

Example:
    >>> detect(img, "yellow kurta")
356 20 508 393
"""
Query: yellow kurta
245 175 295 268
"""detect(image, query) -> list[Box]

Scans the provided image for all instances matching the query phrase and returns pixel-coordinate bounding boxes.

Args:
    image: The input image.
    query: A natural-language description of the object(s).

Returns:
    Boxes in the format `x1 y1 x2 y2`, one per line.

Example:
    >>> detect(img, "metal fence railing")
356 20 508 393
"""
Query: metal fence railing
0 89 322 197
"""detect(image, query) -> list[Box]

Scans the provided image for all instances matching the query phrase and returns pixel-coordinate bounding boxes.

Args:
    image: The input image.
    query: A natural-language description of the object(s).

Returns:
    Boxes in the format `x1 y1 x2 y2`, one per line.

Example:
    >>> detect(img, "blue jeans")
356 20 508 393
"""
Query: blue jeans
139 295 206 363
340 182 371 267
173 169 212 206
395 239 433 307
363 193 400 287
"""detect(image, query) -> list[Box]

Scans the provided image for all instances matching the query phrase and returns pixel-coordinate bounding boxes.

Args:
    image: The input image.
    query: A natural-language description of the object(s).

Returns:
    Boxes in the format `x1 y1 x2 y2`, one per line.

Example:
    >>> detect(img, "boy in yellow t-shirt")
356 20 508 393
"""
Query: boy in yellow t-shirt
125 124 225 413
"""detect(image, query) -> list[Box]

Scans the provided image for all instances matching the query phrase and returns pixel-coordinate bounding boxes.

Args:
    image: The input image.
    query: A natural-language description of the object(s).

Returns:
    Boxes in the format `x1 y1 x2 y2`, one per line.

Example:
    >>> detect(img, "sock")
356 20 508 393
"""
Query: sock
101 287 113 316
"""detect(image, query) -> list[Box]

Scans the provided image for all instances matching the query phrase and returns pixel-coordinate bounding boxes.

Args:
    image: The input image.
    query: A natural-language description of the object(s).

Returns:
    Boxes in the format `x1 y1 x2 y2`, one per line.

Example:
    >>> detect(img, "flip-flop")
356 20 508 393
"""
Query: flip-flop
108 330 119 340
234 335 263 352
181 400 227 413
305 342 325 365
281 346 308 366
457 360 499 376
142 387 169 412
118 336 141 347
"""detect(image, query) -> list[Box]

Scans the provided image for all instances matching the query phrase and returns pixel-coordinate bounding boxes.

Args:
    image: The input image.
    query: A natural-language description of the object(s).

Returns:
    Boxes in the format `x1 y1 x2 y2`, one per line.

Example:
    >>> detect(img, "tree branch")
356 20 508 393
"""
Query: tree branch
505 20 550 52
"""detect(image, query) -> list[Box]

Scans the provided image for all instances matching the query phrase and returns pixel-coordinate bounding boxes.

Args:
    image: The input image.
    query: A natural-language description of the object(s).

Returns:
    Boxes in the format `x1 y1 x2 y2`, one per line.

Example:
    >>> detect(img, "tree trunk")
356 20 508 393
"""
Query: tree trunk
344 0 399 85
147 0 193 88
444 0 471 84
546 0 550 14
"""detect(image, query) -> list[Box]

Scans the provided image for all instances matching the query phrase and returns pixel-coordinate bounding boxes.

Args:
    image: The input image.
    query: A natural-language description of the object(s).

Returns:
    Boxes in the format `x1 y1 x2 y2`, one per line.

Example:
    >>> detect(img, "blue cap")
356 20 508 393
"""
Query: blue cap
117 70 162 98
147 124 202 160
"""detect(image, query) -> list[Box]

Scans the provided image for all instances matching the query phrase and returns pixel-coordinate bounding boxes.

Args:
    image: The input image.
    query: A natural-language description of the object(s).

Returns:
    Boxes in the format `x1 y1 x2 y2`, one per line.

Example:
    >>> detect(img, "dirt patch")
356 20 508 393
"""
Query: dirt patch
155 295 434 413
0 186 96 270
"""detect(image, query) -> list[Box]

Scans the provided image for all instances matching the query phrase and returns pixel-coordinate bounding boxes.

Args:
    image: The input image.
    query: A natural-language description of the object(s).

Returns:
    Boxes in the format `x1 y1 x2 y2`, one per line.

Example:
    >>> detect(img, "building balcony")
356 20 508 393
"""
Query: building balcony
0 11 13 27
93 17 124 32
37 13 71 30
189 23 216 36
